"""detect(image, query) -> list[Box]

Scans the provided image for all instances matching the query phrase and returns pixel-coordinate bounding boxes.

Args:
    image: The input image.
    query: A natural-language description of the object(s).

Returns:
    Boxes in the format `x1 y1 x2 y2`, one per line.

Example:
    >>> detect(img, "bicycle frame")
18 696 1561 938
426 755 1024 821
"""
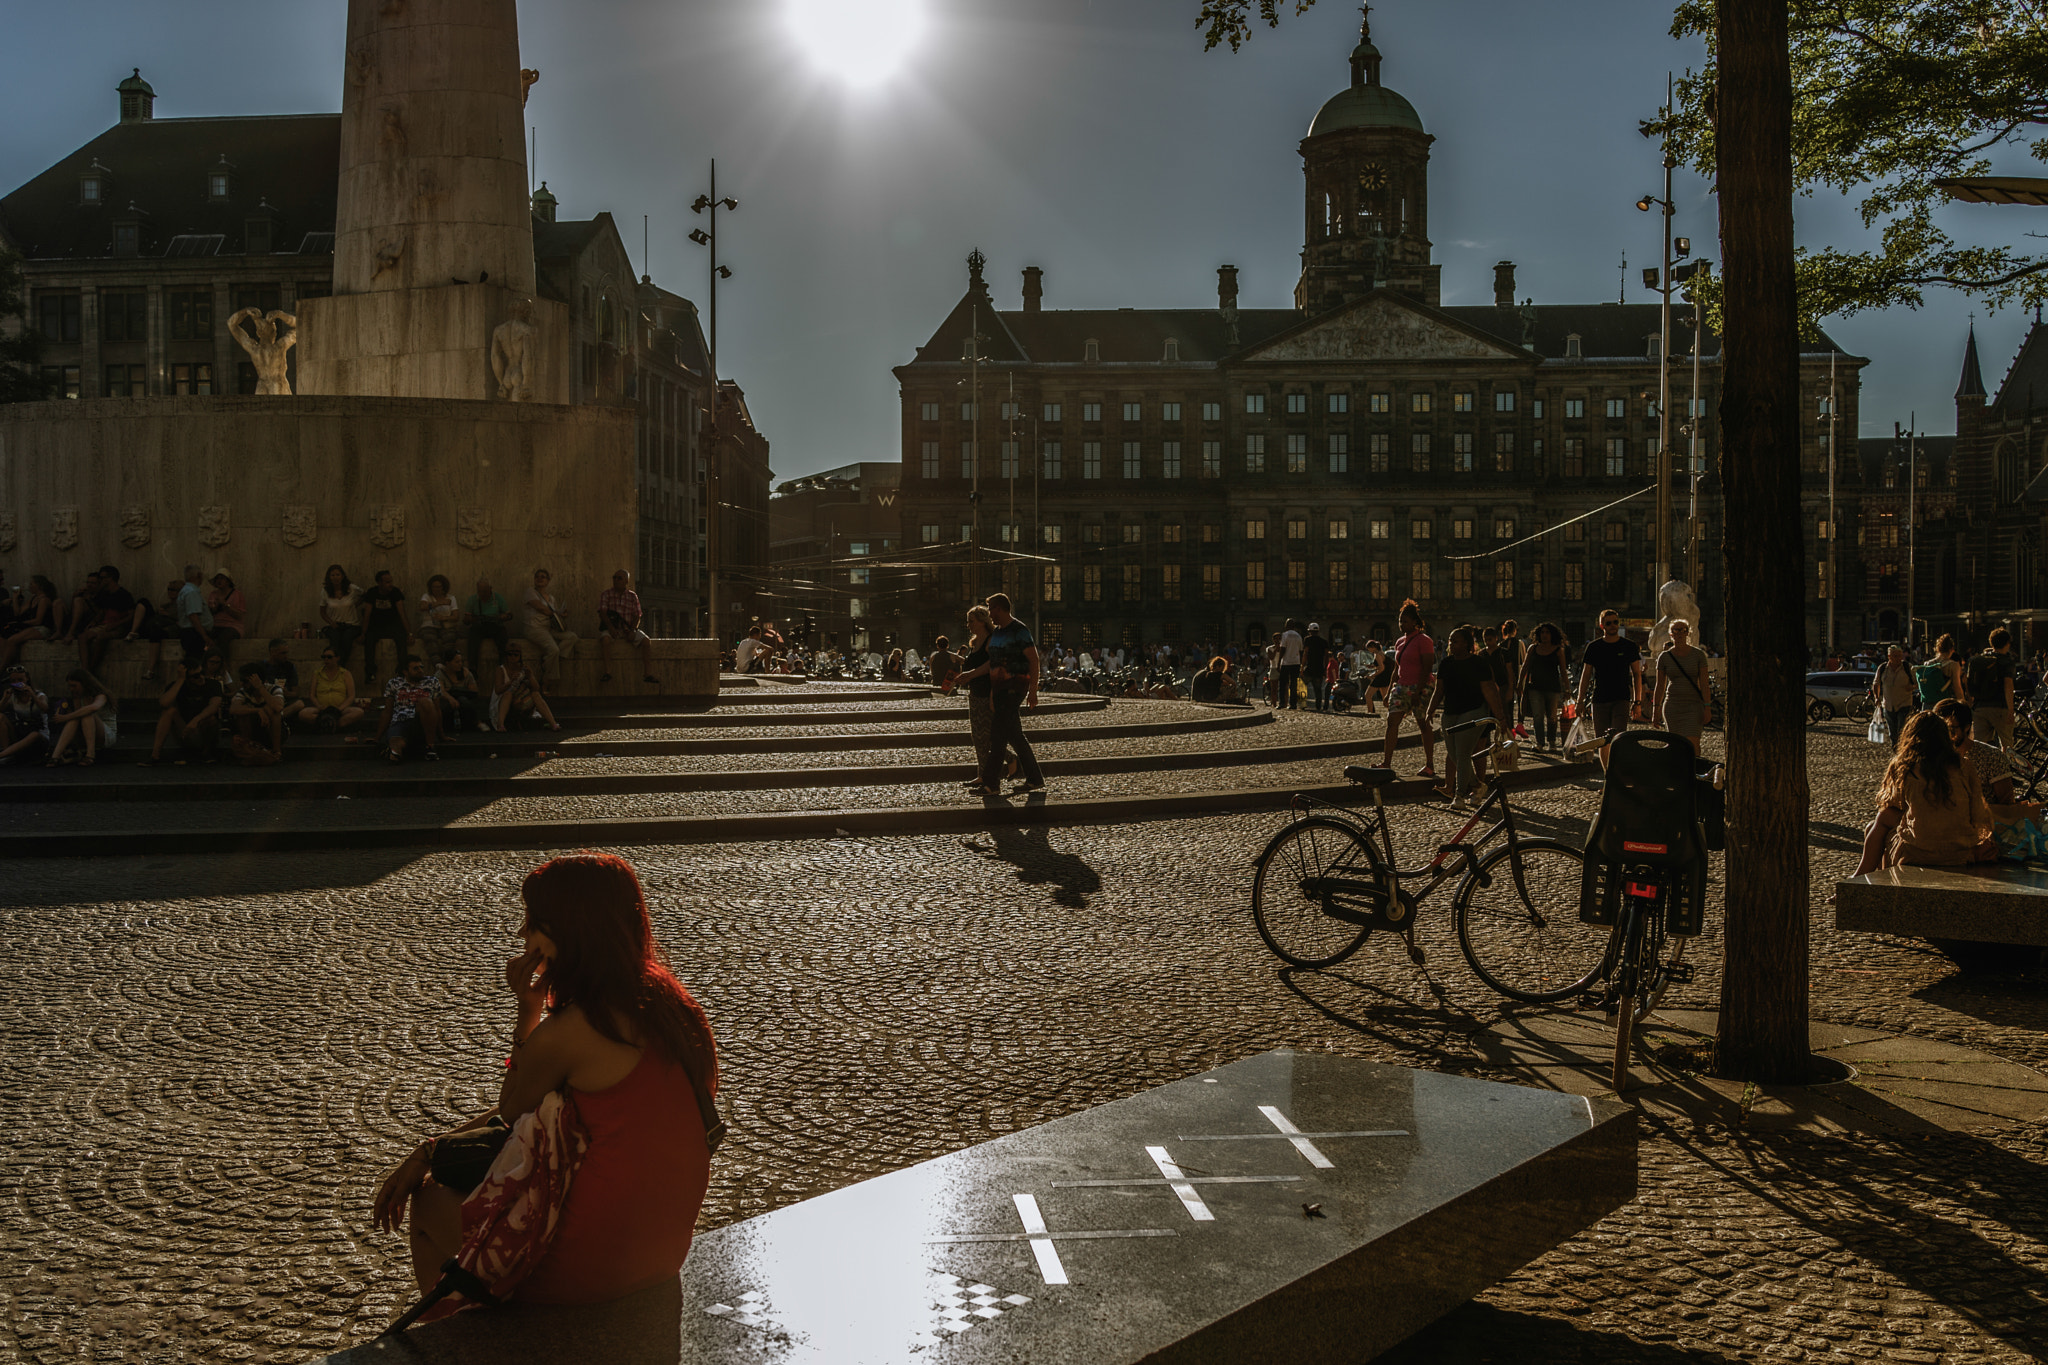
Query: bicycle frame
1289 773 1526 920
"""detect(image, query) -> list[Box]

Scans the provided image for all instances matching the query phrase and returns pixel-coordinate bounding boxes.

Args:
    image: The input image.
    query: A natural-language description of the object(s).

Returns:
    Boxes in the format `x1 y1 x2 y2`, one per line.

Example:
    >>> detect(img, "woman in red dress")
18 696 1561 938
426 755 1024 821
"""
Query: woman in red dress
373 854 718 1302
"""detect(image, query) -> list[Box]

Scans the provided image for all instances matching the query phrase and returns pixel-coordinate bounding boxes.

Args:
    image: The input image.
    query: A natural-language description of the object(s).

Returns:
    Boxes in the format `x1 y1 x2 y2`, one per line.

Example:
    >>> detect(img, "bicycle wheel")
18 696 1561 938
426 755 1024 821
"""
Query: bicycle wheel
1251 817 1386 968
1455 840 1614 1003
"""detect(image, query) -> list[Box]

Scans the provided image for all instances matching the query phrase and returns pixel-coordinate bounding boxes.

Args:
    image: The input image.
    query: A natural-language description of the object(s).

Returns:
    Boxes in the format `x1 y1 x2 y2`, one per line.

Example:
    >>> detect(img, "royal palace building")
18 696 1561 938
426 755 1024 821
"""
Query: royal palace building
894 20 1867 653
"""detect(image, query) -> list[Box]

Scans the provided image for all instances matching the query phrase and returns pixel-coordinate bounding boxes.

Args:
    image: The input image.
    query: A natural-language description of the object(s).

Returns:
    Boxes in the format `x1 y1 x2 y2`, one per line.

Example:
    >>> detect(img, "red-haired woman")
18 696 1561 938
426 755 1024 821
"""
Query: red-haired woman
373 853 718 1303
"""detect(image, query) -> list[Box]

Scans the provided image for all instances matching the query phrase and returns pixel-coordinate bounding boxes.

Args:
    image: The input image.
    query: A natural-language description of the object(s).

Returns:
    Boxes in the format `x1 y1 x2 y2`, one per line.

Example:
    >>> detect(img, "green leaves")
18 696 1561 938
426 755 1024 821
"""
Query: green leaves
1196 0 1319 52
0 244 47 403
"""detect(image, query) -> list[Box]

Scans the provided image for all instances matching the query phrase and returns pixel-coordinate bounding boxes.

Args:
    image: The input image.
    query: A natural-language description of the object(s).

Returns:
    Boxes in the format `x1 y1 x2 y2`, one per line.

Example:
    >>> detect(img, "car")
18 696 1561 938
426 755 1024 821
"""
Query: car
1806 670 1875 723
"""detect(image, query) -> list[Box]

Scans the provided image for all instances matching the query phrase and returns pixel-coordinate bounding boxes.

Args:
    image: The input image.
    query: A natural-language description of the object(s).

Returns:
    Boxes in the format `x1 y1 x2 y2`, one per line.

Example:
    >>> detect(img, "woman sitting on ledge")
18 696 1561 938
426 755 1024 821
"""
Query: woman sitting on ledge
1850 711 1995 878
373 854 719 1304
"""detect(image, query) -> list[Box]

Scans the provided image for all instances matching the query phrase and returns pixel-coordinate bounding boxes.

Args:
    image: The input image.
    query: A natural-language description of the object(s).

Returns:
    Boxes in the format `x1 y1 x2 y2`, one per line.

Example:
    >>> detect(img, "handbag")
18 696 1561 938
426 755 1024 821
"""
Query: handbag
1866 711 1890 745
428 1050 727 1197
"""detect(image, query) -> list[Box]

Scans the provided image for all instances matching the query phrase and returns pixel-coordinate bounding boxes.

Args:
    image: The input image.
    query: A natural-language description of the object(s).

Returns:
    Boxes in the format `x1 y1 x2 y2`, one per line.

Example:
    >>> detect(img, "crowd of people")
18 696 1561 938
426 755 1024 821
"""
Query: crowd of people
1850 627 2037 878
0 562 674 767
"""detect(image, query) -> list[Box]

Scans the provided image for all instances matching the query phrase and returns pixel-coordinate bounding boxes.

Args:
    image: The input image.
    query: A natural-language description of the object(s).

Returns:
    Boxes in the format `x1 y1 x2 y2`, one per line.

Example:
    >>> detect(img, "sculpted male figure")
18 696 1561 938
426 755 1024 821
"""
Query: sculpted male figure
491 298 538 402
228 309 298 395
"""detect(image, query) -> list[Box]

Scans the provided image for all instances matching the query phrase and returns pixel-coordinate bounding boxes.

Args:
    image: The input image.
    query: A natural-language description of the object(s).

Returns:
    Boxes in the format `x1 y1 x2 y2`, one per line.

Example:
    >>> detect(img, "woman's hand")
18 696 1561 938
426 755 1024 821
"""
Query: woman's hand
372 1144 431 1233
506 948 550 1010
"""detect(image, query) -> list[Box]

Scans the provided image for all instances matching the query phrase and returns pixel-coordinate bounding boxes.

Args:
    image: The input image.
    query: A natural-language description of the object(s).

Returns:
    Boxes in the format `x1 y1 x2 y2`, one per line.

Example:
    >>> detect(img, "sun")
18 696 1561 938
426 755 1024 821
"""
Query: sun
785 0 927 88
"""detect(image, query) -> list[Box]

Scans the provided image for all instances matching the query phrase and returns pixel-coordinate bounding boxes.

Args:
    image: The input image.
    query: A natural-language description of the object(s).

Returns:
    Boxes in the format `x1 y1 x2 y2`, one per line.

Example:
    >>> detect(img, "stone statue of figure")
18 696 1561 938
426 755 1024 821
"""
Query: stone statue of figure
1368 224 1391 288
520 68 540 108
491 298 539 402
227 308 297 395
1519 298 1538 348
1649 579 1702 657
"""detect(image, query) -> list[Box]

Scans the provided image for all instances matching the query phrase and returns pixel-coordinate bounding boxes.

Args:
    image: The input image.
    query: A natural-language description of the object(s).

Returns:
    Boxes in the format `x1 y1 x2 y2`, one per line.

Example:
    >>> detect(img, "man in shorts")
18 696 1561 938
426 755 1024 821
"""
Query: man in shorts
377 655 444 761
1575 609 1644 740
1964 628 2018 749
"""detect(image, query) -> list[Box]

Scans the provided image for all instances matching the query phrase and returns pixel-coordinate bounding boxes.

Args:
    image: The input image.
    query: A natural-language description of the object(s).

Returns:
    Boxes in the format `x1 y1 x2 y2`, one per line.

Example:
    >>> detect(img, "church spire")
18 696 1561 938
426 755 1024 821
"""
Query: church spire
1350 4 1382 87
1958 322 1986 400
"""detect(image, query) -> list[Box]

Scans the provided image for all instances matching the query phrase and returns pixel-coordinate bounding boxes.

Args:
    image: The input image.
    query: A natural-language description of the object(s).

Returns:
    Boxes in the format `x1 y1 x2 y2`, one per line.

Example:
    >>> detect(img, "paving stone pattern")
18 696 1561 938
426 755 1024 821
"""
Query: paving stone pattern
0 717 2043 1363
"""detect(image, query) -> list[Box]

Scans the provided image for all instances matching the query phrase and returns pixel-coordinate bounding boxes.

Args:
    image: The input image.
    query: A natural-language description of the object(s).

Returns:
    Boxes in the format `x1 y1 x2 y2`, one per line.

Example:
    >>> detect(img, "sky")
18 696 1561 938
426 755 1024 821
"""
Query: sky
1 0 2036 481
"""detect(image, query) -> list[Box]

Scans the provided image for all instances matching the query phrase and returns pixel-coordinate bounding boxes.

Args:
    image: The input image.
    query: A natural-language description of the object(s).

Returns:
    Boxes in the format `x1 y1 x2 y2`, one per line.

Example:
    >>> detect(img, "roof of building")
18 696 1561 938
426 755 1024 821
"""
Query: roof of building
531 217 607 259
1958 325 1987 398
1991 319 2048 420
1310 81 1425 137
907 287 1858 367
0 112 340 260
1858 434 1957 465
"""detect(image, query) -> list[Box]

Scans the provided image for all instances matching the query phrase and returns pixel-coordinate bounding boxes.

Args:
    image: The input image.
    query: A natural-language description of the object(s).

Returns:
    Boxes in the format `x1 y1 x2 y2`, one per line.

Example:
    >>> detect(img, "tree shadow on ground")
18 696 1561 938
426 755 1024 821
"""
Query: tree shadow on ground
0 847 434 907
1379 1302 1743 1364
1660 1108 2048 1361
971 823 1104 909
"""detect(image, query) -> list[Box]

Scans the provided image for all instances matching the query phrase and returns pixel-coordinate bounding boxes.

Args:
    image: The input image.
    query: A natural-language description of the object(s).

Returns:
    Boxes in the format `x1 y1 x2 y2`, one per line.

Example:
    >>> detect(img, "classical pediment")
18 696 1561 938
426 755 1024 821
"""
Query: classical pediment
1240 293 1525 363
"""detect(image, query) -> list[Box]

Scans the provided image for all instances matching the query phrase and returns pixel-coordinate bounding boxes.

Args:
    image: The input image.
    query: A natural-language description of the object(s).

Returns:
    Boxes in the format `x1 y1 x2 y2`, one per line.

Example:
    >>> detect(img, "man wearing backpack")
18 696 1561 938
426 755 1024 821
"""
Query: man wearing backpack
1965 628 2019 749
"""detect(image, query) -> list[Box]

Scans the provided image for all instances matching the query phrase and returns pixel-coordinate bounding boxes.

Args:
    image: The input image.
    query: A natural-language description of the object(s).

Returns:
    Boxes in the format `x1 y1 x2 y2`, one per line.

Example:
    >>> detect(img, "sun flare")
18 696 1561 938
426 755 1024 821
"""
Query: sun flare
785 0 927 88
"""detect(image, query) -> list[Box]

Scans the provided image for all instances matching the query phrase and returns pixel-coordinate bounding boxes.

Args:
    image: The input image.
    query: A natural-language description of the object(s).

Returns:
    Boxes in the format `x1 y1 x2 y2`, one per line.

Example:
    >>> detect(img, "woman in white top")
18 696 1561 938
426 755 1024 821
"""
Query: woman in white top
319 564 364 673
417 574 462 664
521 567 579 684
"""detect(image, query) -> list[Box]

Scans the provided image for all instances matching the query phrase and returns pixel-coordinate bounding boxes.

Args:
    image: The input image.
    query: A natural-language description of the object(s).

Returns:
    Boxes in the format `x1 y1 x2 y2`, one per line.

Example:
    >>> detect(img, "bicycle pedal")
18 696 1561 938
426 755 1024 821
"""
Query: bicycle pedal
1665 963 1696 985
1406 944 1427 965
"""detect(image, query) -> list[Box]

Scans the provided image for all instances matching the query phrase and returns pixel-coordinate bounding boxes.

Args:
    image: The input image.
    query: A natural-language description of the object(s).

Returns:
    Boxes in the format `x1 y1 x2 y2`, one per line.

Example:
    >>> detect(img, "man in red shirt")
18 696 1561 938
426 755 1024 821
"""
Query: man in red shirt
596 570 659 687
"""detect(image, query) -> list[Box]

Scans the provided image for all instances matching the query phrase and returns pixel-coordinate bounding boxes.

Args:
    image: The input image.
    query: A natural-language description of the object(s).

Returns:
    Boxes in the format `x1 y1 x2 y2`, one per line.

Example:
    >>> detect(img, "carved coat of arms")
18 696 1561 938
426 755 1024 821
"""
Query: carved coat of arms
50 507 78 551
0 510 16 554
198 504 232 549
370 504 406 549
120 505 152 549
458 507 492 551
541 518 573 540
282 505 318 549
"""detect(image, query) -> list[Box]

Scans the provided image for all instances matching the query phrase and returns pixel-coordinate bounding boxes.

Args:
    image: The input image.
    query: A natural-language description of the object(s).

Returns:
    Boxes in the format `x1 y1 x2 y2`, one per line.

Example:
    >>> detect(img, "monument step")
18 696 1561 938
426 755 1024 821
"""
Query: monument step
318 1050 1634 1364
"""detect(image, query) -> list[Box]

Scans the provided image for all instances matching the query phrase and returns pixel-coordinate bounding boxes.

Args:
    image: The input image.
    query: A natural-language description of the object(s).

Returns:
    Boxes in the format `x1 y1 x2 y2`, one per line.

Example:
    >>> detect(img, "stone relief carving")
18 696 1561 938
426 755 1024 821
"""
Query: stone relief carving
50 508 78 552
1519 299 1538 349
492 297 539 402
282 505 318 549
458 508 492 551
228 309 298 395
370 504 406 549
1250 296 1514 364
120 505 151 549
0 510 16 554
541 518 574 540
520 69 540 107
198 504 232 549
373 239 404 280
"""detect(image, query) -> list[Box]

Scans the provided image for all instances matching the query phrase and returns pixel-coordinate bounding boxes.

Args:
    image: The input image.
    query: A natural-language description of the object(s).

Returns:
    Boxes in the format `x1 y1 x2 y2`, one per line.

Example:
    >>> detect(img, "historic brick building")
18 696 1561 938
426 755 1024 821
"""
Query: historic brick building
768 461 907 652
0 69 768 636
894 19 1865 653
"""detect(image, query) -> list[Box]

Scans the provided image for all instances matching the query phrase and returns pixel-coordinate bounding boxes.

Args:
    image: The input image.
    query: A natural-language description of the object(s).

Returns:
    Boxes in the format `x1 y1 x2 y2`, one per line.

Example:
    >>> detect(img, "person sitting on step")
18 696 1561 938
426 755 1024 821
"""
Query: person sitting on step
491 643 561 733
377 655 444 763
143 655 228 766
596 569 659 686
228 661 286 766
0 666 52 766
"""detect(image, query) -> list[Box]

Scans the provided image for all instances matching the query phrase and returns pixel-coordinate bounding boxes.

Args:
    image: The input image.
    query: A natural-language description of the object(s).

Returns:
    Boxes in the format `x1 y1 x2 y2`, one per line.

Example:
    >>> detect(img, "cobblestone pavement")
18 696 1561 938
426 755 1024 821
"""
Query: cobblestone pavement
0 719 2043 1363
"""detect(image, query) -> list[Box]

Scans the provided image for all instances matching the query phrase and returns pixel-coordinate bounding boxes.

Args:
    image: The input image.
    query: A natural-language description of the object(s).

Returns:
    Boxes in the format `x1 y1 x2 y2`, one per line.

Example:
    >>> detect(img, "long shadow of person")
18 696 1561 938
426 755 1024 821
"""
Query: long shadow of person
964 822 1104 909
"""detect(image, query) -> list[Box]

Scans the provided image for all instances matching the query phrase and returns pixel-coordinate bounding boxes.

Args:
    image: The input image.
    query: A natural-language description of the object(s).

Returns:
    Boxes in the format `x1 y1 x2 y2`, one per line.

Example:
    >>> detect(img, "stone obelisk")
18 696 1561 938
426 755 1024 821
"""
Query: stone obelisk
297 0 567 402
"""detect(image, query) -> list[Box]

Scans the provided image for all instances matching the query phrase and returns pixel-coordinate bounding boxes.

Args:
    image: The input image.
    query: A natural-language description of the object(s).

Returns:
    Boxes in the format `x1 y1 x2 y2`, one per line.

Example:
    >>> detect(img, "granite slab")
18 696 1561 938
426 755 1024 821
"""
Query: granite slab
324 1049 1634 1364
1835 863 2048 947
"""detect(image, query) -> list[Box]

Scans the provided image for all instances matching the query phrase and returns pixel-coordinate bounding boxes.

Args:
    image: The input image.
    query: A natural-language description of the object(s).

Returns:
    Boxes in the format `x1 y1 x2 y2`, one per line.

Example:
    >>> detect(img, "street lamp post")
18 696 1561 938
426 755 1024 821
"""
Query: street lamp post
689 161 738 644
1639 74 1679 591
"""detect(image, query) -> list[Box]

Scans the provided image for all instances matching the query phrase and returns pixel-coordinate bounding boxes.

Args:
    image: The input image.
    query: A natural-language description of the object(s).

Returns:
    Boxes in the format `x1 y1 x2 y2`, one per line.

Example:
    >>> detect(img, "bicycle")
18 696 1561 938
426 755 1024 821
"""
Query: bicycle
1249 719 1616 1003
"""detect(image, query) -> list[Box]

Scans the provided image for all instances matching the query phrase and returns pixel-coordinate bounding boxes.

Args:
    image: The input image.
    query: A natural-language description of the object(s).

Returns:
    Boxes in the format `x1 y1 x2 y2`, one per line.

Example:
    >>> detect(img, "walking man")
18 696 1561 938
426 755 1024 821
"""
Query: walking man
1965 628 2019 749
1575 609 1644 740
984 594 1044 794
1277 619 1305 711
1871 644 1915 745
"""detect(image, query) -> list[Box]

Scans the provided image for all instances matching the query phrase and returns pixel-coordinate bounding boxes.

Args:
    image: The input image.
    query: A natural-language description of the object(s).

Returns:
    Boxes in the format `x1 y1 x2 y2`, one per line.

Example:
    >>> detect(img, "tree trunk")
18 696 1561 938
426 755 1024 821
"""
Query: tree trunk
1714 0 1813 1082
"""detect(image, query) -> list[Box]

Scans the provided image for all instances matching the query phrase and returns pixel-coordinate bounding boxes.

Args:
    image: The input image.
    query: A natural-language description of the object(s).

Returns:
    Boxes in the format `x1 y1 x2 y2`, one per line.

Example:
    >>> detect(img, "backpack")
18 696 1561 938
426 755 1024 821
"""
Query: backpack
1913 660 1951 709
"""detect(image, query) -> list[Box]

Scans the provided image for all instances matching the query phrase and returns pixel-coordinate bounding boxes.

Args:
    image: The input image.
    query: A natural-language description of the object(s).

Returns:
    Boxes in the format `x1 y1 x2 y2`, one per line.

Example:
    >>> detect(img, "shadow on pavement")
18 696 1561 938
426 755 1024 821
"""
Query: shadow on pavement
978 821 1104 909
1380 1302 1743 1363
322 1277 681 1364
1276 965 1481 1067
0 847 440 907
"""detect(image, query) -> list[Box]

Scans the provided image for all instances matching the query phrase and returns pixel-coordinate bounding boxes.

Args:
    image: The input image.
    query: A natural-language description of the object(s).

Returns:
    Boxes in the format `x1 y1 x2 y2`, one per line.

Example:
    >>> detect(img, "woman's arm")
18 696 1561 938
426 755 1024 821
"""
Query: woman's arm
1851 806 1902 878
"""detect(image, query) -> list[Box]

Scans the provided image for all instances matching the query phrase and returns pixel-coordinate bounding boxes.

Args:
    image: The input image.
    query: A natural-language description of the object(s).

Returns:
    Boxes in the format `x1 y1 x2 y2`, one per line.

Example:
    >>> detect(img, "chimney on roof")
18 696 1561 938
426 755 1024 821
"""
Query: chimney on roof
117 68 155 123
1494 261 1516 309
1218 264 1240 312
1022 266 1043 314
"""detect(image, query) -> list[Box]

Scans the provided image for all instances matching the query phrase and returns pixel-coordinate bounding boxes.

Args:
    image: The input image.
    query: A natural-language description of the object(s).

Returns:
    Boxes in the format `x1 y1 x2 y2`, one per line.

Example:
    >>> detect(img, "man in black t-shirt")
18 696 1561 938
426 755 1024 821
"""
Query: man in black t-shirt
1430 625 1513 804
75 565 137 672
1964 628 2019 748
359 570 414 685
143 656 227 764
1302 623 1332 712
1575 609 1644 740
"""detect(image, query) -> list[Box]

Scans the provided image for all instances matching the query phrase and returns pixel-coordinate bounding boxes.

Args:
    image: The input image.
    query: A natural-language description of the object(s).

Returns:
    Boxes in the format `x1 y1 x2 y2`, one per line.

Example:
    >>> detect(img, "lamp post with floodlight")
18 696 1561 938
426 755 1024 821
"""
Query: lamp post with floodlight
689 162 737 645
1638 74 1678 594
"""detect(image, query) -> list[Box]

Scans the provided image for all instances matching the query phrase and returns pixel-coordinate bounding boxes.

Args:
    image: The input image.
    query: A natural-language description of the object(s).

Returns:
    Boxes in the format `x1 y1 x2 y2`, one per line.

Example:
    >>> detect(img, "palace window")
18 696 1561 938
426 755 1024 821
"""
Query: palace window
1042 523 1063 544
1000 442 1019 478
1000 401 1021 420
1162 441 1182 478
1564 562 1584 600
1042 441 1063 479
1084 340 1100 362
920 524 941 543
1328 518 1350 540
1043 402 1062 422
1246 392 1267 415
1123 523 1144 544
1328 392 1350 414
1370 561 1389 599
1162 523 1184 544
1202 564 1222 600
1410 518 1433 541
1494 561 1515 600
104 363 144 397
920 402 939 421
920 442 940 478
1530 561 1545 599
1245 434 1266 473
35 292 80 342
1410 433 1431 472
1370 392 1391 413
1604 520 1627 543
1083 523 1104 543
1201 523 1222 544
1082 402 1102 422
960 442 975 478
1494 391 1516 412
1202 402 1222 422
1605 438 1627 476
1411 392 1433 413
1162 402 1182 421
1493 432 1514 472
100 289 147 342
960 402 977 420
1494 518 1515 540
1163 565 1182 601
1122 402 1142 421
1329 561 1350 596
1044 566 1064 603
1202 441 1222 477
1245 519 1267 541
1369 519 1391 539
1123 442 1142 478
1531 399 1545 419
1452 519 1473 540
1083 566 1103 602
1287 560 1309 597
38 365 80 398
169 291 212 339
1411 562 1432 600
1453 562 1473 600
1452 391 1474 413
1286 519 1308 541
1328 433 1350 473
1286 433 1308 473
171 362 213 395
1564 521 1585 543
1606 398 1627 418
1563 438 1585 477
1082 442 1102 479
1452 433 1474 471
1245 563 1266 599
1286 392 1309 414
1564 398 1586 418
1370 433 1390 473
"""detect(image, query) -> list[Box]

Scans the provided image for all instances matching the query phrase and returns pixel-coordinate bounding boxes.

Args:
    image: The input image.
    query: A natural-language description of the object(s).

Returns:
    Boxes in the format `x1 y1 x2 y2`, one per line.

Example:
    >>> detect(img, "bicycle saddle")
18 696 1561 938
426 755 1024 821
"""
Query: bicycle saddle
1344 765 1400 787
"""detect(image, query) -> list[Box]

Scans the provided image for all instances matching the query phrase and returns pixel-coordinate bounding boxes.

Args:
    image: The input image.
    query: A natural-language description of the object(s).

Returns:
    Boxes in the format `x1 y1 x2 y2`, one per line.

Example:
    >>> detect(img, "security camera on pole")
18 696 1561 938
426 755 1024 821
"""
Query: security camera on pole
689 163 738 646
